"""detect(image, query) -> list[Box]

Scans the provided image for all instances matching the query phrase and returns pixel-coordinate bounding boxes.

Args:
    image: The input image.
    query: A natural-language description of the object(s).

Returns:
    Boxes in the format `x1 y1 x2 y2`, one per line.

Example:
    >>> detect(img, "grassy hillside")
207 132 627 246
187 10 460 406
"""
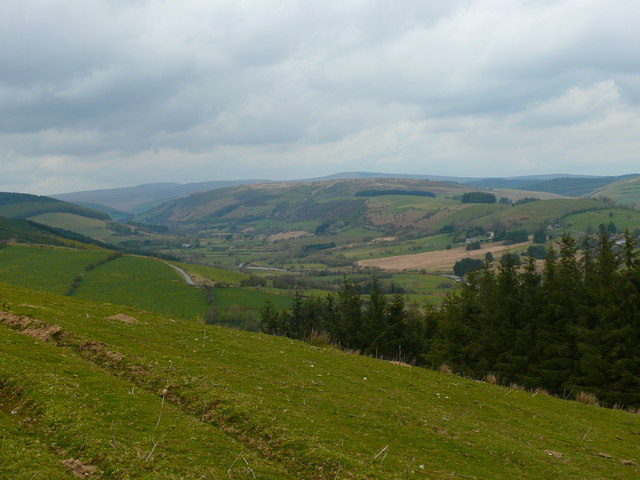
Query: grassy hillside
136 178 476 233
0 245 109 295
0 192 109 220
592 176 640 207
1 283 639 479
74 255 210 320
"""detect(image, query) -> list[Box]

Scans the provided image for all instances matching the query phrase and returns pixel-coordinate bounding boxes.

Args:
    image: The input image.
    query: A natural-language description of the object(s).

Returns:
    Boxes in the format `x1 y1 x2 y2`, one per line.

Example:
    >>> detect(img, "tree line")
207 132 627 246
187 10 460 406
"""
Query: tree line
260 229 640 407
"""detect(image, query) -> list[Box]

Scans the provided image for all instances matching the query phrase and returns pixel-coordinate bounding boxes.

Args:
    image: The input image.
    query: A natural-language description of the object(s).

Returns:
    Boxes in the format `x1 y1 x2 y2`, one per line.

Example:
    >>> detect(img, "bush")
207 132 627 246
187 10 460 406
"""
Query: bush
465 242 481 251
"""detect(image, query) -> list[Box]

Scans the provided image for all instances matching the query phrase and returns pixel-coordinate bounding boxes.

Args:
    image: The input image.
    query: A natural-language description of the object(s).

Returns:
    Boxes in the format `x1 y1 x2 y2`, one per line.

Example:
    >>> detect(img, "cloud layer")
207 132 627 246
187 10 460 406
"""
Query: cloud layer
2 0 640 193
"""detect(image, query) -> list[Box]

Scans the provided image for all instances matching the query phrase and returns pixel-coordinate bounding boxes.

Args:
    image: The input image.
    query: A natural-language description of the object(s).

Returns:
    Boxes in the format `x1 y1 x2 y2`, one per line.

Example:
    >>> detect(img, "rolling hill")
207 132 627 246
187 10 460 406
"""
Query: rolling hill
591 176 640 206
135 178 477 233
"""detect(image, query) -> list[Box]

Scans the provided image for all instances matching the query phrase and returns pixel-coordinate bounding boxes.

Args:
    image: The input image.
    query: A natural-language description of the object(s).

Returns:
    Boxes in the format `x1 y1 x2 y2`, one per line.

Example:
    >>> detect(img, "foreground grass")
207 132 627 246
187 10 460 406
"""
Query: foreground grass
1 282 638 479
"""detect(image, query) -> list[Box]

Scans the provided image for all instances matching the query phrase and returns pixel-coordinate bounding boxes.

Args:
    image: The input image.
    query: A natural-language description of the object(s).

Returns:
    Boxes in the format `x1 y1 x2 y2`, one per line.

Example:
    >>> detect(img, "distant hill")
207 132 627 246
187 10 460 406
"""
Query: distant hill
0 192 110 221
51 180 271 214
465 174 639 197
136 178 477 233
0 216 106 248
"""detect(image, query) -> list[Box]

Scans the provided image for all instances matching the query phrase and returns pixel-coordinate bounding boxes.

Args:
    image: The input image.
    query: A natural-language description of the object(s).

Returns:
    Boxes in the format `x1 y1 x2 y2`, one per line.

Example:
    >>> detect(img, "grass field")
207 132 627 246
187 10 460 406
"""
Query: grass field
561 208 640 234
213 286 294 315
1 283 639 479
74 255 210 320
592 177 640 206
0 245 108 295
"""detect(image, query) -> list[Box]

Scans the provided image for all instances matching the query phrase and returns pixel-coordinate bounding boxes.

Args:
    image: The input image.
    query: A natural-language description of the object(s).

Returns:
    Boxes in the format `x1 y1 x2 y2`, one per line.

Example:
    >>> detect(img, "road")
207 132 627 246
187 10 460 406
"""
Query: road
165 263 198 286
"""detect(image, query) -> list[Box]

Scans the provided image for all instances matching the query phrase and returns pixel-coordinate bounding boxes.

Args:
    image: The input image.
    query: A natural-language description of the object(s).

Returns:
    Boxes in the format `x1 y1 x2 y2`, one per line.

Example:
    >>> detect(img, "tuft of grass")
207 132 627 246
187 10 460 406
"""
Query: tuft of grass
484 373 498 385
306 328 332 346
576 391 600 406
437 363 453 374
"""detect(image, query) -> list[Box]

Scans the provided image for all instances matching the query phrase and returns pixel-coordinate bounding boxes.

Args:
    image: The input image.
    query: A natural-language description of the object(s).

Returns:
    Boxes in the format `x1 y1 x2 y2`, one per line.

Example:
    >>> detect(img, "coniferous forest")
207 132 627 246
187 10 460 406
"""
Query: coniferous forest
261 229 640 407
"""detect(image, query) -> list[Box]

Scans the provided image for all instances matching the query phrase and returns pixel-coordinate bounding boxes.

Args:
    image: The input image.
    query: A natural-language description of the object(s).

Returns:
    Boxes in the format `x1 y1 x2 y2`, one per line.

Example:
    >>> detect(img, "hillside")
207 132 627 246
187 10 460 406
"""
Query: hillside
1 282 639 479
0 192 109 221
592 176 640 206
464 175 638 197
136 178 476 233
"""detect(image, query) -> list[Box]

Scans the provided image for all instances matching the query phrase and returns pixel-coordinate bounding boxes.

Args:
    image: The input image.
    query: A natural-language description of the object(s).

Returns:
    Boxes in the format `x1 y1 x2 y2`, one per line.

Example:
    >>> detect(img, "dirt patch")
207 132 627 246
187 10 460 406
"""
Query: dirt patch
107 313 138 325
79 340 125 363
0 312 66 342
357 241 530 272
189 272 216 287
267 230 313 242
61 458 98 478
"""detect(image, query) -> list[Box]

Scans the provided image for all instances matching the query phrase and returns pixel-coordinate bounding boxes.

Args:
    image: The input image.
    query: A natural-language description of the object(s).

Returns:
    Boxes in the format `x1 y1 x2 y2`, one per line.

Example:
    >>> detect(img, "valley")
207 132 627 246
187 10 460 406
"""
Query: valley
1 172 640 478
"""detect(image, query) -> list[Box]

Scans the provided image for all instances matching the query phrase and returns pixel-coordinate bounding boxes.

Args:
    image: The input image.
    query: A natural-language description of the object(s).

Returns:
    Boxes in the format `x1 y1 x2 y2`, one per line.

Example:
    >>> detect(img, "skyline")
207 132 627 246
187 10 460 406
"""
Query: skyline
2 1 640 194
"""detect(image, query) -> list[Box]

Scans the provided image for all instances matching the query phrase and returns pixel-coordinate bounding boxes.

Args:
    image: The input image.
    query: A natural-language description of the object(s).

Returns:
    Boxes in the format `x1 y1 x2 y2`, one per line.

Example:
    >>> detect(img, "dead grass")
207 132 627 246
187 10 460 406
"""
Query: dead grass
484 373 498 385
306 328 332 347
107 313 139 325
438 363 453 374
576 391 600 406
61 458 98 478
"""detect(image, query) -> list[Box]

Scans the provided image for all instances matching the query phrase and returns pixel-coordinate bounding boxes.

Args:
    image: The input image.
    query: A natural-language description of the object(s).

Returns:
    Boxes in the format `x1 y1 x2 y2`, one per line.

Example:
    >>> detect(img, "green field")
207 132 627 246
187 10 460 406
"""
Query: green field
29 212 114 240
593 177 640 206
75 255 210 320
561 208 640 234
213 286 294 315
0 245 108 295
1 283 639 479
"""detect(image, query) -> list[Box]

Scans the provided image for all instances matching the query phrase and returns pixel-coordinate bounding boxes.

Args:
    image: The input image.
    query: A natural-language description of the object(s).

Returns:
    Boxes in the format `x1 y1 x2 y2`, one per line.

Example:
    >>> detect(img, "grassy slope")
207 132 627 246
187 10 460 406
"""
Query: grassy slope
29 212 113 240
75 255 210 320
593 177 640 206
561 208 640 233
0 245 109 295
1 283 639 479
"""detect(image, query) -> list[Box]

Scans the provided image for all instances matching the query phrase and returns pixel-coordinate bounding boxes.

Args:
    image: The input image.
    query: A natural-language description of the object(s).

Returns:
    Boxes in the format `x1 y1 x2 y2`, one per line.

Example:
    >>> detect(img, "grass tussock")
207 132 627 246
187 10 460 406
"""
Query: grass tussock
576 391 600 406
484 373 498 385
306 328 332 347
438 363 453 374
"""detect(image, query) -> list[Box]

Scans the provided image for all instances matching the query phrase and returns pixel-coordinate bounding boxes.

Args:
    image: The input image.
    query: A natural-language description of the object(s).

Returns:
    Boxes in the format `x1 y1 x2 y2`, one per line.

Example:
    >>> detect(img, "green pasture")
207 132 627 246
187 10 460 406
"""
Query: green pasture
1 283 638 479
74 255 209 320
561 208 640 234
475 198 609 231
213 286 293 315
0 245 108 295
594 177 640 206
29 212 112 239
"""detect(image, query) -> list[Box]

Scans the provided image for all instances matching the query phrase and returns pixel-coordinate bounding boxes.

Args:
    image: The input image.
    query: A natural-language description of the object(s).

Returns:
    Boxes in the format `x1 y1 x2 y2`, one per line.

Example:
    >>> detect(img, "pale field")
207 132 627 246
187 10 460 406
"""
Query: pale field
357 241 530 272
267 230 313 242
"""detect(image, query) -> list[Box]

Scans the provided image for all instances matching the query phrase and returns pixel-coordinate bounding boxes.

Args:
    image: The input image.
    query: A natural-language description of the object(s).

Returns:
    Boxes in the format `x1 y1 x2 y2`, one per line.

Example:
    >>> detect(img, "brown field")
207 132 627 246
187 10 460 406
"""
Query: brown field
267 230 313 242
357 241 530 272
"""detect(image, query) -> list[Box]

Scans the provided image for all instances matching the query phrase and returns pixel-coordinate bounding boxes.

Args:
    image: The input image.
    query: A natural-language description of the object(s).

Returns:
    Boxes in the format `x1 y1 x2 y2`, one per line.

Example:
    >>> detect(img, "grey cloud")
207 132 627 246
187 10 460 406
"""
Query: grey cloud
1 0 640 193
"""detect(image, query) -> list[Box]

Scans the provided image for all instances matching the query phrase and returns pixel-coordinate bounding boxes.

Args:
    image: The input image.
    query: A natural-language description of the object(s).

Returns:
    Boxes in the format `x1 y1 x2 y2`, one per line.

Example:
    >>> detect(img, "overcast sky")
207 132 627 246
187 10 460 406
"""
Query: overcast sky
2 0 640 194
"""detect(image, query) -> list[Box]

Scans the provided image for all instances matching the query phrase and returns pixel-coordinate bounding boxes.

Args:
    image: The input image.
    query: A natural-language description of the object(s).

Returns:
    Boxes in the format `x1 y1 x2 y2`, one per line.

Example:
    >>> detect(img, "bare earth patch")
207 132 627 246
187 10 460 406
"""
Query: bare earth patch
357 241 530 272
0 312 66 342
107 313 138 325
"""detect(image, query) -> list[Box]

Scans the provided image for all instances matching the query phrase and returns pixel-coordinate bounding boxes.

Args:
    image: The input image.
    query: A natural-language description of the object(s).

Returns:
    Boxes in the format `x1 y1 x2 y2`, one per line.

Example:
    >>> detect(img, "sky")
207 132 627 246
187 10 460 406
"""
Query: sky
2 0 640 194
